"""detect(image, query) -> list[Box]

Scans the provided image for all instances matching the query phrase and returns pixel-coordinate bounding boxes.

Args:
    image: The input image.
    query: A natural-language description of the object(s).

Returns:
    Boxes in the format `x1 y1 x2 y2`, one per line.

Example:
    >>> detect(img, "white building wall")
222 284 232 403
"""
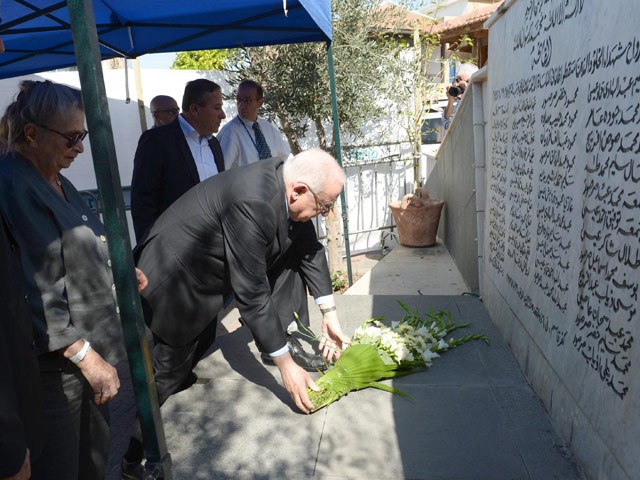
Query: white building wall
482 1 639 478
0 68 414 253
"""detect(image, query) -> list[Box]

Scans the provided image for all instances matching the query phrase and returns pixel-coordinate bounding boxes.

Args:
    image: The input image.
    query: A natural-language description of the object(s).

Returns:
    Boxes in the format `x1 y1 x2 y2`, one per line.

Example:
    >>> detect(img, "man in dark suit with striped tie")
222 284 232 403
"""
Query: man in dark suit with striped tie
131 79 226 243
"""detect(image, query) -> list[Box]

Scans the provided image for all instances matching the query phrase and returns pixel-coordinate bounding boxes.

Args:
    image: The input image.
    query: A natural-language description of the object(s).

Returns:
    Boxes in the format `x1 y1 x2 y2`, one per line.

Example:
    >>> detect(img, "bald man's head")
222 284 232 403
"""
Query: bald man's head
150 95 179 127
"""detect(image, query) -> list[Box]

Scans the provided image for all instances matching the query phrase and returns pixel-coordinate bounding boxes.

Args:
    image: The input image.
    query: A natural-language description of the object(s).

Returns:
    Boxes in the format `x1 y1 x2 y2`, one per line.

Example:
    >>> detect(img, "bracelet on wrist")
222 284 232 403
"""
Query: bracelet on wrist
320 305 337 314
69 340 91 364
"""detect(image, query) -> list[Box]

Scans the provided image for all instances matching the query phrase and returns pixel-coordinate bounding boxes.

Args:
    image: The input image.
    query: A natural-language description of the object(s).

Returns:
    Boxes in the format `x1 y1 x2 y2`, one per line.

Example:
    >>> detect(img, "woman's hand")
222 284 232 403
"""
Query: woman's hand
63 340 120 405
3 448 30 480
135 268 148 292
77 348 120 405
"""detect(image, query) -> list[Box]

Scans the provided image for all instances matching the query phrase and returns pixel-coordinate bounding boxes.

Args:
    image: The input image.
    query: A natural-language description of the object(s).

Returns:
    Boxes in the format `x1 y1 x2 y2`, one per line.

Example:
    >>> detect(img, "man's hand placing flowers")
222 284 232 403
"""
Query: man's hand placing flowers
273 304 350 414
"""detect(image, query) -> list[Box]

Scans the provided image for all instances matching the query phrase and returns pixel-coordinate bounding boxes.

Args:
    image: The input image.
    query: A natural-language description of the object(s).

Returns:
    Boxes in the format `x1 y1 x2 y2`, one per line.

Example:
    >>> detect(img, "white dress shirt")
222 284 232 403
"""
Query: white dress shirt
217 115 291 170
178 115 219 180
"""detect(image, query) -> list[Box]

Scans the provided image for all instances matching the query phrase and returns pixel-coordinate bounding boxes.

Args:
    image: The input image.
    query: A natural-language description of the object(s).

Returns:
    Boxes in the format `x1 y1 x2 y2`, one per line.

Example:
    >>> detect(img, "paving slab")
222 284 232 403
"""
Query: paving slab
344 242 470 296
106 245 585 479
145 294 585 480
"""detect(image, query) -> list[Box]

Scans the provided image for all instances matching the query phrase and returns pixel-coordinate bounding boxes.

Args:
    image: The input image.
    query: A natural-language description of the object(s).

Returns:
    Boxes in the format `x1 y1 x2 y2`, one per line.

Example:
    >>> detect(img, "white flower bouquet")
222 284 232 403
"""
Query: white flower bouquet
306 301 489 412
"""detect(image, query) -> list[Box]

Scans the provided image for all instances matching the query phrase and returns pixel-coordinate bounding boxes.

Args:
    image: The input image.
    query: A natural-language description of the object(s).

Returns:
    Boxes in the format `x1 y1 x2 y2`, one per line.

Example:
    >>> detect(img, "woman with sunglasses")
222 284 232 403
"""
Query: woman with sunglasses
0 80 146 480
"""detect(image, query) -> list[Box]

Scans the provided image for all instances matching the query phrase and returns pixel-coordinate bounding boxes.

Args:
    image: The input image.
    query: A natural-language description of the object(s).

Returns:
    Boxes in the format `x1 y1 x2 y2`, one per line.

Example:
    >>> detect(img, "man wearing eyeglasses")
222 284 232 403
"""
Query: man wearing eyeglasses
217 79 291 170
149 95 180 128
131 80 226 242
122 149 349 473
133 149 348 412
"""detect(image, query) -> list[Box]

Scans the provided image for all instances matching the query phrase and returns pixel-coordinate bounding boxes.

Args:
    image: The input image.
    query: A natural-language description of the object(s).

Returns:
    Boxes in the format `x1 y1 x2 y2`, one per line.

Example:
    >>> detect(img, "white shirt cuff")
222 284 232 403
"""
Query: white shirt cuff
268 344 290 357
315 294 334 305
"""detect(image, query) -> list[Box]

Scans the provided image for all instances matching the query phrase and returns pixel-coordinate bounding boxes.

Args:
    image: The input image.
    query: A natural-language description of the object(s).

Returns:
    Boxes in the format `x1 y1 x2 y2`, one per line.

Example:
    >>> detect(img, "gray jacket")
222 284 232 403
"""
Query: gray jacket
0 153 124 367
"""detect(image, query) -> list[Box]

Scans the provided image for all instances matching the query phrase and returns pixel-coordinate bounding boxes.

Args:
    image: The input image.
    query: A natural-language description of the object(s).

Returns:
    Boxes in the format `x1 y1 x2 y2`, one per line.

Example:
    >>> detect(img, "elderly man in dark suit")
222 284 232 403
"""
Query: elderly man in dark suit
131 79 226 242
122 148 350 474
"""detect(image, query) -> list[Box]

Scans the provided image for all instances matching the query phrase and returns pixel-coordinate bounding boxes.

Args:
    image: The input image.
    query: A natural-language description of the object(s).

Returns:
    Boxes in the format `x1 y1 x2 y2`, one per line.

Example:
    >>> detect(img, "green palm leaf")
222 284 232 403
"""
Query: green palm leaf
307 304 489 412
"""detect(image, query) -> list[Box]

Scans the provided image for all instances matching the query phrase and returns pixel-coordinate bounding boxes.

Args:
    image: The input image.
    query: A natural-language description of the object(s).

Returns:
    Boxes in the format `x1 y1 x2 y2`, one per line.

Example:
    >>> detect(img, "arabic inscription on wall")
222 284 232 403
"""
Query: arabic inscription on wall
487 0 639 398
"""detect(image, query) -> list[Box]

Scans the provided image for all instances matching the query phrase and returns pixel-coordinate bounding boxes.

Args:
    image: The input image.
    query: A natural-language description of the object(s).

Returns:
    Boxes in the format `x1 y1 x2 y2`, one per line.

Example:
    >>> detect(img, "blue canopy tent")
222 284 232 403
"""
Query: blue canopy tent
1 1 349 478
1 0 332 77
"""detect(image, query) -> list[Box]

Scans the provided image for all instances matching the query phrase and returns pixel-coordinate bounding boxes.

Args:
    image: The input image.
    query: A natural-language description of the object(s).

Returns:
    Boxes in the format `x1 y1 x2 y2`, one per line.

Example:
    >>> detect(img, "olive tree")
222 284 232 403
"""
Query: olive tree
221 0 412 275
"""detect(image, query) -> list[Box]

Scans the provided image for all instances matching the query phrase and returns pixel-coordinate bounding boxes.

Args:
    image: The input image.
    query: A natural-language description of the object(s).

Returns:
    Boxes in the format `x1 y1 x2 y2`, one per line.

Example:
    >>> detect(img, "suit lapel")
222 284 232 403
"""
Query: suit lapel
274 163 292 254
172 120 200 184
209 137 225 173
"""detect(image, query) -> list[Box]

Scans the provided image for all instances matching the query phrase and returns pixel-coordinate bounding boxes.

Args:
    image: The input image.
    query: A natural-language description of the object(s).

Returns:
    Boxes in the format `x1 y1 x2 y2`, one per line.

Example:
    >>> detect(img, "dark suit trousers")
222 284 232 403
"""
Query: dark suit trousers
151 256 309 407
269 259 311 333
126 259 310 461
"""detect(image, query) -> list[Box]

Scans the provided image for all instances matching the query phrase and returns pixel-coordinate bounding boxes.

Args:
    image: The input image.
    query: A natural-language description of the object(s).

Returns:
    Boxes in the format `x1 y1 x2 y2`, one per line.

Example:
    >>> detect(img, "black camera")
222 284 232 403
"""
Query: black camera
448 85 465 97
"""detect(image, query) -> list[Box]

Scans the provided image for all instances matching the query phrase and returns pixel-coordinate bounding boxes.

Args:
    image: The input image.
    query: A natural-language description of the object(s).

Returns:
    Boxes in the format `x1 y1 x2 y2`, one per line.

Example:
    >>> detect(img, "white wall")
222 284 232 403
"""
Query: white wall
421 0 499 19
483 1 639 478
0 69 230 190
425 86 479 292
0 68 415 253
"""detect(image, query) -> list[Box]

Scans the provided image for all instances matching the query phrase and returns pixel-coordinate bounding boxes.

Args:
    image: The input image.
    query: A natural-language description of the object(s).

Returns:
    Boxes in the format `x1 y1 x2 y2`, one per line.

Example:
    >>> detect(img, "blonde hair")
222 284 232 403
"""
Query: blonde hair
1 80 83 152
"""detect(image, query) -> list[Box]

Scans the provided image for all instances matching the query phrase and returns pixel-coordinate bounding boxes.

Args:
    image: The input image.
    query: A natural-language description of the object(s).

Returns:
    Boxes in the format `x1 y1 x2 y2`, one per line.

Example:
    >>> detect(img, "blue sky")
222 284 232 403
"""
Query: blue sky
138 52 177 69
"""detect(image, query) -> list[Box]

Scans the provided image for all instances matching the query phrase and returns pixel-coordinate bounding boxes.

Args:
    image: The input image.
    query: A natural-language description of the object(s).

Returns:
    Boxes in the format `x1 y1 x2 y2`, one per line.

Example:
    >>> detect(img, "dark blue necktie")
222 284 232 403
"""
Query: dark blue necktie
252 122 272 160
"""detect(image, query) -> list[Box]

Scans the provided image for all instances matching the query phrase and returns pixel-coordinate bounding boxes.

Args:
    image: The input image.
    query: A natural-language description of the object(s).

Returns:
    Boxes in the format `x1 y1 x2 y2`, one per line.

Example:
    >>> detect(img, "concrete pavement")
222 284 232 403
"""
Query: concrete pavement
108 241 585 479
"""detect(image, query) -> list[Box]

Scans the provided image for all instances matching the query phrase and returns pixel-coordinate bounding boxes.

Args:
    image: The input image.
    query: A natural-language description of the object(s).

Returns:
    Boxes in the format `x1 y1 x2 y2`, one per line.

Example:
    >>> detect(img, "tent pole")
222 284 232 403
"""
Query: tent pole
326 41 353 286
133 58 149 132
65 1 171 478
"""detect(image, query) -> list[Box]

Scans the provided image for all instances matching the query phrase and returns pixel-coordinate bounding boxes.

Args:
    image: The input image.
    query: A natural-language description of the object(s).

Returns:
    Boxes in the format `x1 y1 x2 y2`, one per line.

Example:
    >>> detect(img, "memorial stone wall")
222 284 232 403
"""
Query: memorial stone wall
483 1 639 478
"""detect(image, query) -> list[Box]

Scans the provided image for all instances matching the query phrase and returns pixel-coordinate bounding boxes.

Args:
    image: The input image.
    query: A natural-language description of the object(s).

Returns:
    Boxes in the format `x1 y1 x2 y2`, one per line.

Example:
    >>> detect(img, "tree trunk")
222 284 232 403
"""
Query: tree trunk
325 208 344 274
411 28 425 192
314 116 327 150
276 111 302 155
313 116 343 275
412 147 421 192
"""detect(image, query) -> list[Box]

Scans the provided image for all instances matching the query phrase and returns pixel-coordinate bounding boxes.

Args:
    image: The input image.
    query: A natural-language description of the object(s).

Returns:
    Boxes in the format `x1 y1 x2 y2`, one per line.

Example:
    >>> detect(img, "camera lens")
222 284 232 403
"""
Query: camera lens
448 85 465 97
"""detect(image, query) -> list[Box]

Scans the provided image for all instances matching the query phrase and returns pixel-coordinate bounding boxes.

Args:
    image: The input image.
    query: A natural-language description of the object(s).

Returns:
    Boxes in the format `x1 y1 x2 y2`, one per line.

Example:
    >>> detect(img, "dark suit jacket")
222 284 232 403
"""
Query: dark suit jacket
135 158 332 353
131 118 225 242
0 211 43 477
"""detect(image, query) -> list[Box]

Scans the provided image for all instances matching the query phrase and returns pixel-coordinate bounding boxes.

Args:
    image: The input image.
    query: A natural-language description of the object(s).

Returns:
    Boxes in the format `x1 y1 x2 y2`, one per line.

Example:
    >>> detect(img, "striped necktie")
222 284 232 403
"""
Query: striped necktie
252 122 272 160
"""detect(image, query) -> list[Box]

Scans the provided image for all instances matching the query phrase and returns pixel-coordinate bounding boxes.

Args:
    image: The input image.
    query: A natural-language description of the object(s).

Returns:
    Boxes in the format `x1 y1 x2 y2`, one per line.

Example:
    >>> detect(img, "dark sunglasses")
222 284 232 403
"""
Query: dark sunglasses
36 123 88 148
151 108 180 115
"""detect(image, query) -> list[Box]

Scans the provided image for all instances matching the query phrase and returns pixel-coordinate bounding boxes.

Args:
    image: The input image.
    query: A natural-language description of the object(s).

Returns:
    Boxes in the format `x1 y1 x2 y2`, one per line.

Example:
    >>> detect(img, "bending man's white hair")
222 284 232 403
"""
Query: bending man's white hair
283 147 346 193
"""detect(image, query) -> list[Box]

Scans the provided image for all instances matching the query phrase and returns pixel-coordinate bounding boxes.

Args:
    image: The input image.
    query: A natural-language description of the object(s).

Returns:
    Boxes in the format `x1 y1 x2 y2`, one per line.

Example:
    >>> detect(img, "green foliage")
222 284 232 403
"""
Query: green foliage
172 49 235 70
457 34 474 50
331 271 348 292
378 1 475 188
221 0 407 152
307 302 489 412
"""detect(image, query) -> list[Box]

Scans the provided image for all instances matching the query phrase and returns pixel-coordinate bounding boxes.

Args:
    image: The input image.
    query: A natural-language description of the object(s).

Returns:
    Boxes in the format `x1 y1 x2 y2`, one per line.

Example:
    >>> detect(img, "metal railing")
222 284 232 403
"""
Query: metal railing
80 146 419 259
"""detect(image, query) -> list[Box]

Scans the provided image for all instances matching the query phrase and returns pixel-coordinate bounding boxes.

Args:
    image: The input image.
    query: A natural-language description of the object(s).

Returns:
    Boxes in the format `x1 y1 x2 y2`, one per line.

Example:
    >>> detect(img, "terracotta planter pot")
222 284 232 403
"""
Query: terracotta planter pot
389 192 444 248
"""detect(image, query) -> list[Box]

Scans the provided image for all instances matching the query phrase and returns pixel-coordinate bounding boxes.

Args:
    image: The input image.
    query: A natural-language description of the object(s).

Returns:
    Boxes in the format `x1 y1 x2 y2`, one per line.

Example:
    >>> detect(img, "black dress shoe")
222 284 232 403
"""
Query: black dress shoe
121 457 145 480
292 337 329 371
260 337 327 372
174 371 198 395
